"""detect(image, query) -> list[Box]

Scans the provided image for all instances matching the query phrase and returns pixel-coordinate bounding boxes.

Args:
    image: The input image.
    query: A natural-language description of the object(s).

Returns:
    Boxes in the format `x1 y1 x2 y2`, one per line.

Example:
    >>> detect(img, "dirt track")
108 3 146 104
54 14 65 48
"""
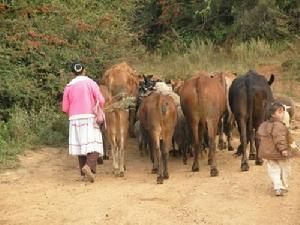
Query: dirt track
1 129 300 225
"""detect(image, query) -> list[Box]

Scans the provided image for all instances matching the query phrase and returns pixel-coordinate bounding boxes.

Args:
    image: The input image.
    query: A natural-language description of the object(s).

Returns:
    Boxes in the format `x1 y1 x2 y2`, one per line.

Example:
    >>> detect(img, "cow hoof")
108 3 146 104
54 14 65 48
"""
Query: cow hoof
183 160 187 165
192 164 199 172
228 146 234 151
236 145 243 156
163 173 169 179
97 157 103 165
210 168 219 177
218 143 227 150
119 172 125 177
157 176 164 184
249 154 256 160
113 171 119 177
241 163 249 172
234 150 243 157
255 159 264 166
151 168 158 174
208 159 212 165
103 155 109 160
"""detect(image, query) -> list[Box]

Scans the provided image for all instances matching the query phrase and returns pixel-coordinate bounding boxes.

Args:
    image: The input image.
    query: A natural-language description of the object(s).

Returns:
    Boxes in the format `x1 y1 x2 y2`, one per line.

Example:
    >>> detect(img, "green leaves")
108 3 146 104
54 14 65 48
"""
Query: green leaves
134 0 299 52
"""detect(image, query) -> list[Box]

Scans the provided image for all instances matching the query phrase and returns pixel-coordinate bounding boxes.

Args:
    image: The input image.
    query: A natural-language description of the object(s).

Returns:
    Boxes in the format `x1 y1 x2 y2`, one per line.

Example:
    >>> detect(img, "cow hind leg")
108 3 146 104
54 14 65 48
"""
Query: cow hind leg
255 134 264 166
161 141 169 180
110 138 119 176
150 134 159 174
157 139 164 184
102 131 110 160
119 135 126 177
182 142 188 165
138 135 144 157
226 129 234 151
207 121 219 176
225 116 234 151
249 128 256 160
191 122 201 172
218 117 227 150
128 108 136 138
238 119 249 172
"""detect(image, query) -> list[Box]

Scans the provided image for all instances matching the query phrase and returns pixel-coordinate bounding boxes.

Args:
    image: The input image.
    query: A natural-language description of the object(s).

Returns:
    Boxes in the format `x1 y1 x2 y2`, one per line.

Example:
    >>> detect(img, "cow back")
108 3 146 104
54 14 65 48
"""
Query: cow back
229 71 274 126
180 74 226 123
139 93 177 139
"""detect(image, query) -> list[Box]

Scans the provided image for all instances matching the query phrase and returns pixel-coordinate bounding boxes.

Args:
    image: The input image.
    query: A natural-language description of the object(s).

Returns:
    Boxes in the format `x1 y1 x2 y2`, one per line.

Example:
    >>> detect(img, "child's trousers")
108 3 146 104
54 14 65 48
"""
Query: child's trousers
266 159 290 190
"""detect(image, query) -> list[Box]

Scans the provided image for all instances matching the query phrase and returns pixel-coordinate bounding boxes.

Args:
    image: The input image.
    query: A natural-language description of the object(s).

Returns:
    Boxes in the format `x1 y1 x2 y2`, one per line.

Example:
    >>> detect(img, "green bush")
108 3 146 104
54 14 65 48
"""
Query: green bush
134 0 299 52
30 106 68 146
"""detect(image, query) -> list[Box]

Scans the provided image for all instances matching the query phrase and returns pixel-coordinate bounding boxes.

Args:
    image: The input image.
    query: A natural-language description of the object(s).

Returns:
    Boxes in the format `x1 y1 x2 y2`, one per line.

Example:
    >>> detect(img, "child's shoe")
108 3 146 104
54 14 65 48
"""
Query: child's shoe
275 189 283 196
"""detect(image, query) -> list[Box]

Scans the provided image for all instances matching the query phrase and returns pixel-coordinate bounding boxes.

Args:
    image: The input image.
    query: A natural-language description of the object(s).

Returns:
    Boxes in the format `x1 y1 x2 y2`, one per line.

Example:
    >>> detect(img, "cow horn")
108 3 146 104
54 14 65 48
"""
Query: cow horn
268 74 275 86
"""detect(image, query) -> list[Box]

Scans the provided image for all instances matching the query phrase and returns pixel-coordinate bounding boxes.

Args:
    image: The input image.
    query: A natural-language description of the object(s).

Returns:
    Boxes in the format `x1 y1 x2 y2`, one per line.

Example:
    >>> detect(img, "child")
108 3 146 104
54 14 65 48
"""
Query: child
257 102 297 196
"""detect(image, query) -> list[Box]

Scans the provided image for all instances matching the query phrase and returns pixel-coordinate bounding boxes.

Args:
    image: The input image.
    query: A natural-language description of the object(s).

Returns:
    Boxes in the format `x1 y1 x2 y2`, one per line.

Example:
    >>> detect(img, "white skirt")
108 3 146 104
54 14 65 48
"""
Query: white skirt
69 117 103 156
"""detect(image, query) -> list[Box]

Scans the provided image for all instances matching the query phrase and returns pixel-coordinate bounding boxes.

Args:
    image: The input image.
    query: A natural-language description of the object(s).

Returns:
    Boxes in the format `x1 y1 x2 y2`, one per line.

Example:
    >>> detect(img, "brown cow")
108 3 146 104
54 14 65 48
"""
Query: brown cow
105 106 129 177
138 93 177 184
180 74 226 176
100 62 139 137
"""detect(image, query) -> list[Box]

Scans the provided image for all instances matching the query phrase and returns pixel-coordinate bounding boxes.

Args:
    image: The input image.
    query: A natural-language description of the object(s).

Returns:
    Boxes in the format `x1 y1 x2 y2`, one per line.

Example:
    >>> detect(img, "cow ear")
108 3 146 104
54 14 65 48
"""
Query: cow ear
268 74 275 86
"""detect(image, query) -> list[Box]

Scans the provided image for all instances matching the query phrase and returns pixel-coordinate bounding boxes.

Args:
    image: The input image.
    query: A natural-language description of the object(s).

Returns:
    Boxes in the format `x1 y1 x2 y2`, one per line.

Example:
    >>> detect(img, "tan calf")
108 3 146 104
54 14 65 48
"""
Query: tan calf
138 93 177 184
105 108 129 177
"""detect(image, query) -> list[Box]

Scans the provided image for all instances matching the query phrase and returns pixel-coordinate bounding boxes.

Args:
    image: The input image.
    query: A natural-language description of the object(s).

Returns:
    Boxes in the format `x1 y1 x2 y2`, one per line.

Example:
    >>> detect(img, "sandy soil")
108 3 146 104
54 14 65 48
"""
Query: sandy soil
1 125 300 225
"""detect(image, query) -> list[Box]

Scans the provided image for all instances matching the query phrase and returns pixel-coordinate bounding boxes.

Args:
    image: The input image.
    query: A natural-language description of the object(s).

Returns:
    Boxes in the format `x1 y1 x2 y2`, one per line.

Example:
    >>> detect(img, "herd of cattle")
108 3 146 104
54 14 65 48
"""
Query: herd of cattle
98 62 295 184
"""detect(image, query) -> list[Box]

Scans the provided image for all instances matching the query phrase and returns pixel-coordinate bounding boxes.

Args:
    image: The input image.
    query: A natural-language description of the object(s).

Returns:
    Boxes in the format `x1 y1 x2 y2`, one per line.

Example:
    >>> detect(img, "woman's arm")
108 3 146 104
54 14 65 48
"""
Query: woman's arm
62 87 70 113
92 82 105 108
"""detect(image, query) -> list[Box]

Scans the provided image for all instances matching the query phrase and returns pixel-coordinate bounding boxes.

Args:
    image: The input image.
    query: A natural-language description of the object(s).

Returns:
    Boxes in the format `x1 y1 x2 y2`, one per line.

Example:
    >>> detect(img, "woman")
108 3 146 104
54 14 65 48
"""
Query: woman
62 62 105 182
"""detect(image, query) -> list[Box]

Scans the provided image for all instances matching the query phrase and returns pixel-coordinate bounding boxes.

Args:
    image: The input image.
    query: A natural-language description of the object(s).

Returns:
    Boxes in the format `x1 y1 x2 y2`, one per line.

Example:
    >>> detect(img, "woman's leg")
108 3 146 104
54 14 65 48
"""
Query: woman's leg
78 155 86 176
86 152 99 174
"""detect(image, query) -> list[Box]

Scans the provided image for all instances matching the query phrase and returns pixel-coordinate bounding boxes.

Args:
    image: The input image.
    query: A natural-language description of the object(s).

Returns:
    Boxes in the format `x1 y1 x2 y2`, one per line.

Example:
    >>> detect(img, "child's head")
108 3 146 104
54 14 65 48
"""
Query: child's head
269 102 285 121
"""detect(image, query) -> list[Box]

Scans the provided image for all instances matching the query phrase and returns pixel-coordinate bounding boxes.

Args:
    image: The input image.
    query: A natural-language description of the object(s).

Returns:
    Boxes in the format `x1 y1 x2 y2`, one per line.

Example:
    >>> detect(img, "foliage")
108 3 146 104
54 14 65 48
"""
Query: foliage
134 0 300 52
0 0 140 167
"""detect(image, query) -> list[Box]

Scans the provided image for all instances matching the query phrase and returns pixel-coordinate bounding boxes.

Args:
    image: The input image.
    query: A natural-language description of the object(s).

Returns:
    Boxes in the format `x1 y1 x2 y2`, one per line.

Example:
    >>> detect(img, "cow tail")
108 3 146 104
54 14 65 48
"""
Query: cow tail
161 101 168 116
246 79 254 137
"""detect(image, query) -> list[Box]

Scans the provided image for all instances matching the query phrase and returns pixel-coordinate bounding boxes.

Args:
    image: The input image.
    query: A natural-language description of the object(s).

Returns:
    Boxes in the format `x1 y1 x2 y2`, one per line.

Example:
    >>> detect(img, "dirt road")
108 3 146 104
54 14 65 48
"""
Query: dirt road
1 131 300 225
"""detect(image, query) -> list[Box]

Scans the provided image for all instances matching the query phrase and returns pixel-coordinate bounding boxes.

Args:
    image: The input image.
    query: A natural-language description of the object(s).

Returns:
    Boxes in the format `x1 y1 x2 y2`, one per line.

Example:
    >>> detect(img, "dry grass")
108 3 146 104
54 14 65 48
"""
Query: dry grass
134 40 298 78
133 39 300 100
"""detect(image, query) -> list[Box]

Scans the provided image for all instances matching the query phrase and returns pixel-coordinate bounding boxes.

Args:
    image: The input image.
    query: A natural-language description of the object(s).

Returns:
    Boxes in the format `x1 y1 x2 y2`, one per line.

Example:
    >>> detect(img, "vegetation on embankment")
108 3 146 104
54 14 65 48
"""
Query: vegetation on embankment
0 0 299 168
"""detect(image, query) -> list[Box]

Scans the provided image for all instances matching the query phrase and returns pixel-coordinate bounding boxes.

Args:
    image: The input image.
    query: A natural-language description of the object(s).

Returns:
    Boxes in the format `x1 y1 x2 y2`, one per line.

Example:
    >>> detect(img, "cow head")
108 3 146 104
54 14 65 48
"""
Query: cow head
170 79 184 94
138 74 158 95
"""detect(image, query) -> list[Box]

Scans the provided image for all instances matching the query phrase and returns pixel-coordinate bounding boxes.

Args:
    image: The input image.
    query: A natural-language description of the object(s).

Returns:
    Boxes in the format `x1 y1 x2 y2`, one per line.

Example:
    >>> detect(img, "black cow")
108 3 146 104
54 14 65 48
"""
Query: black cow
229 70 274 171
